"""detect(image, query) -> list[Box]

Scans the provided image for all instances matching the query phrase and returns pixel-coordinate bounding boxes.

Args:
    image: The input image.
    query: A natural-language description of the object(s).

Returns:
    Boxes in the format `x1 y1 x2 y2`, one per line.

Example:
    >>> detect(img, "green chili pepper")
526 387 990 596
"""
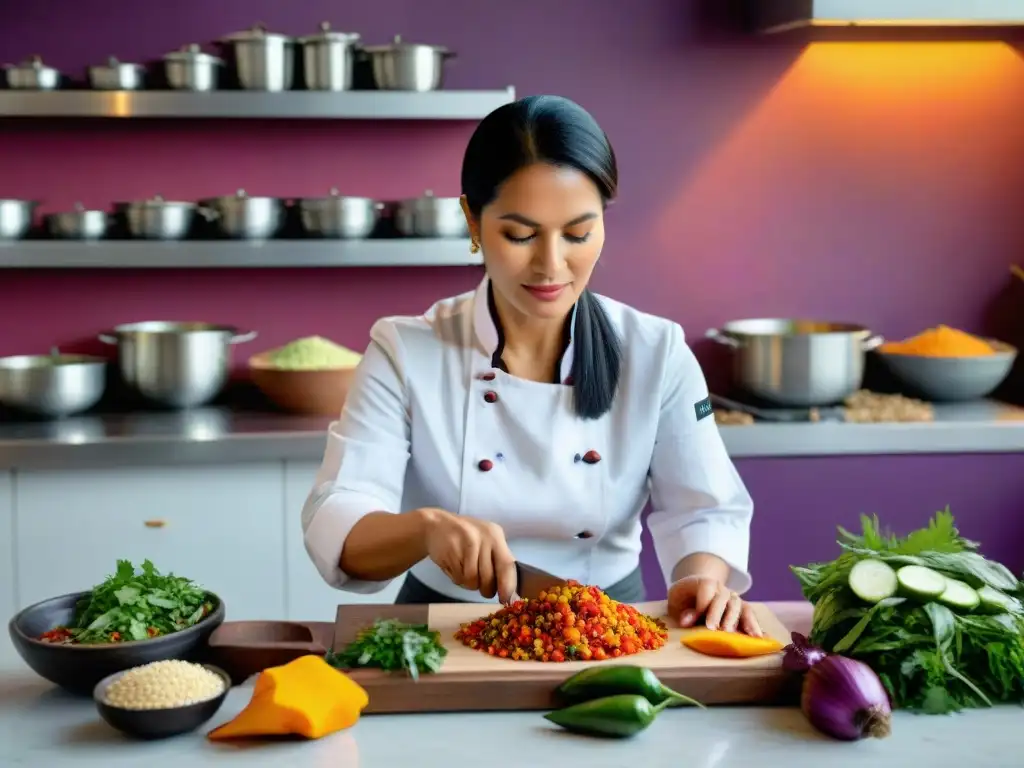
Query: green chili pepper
555 665 704 708
544 694 671 738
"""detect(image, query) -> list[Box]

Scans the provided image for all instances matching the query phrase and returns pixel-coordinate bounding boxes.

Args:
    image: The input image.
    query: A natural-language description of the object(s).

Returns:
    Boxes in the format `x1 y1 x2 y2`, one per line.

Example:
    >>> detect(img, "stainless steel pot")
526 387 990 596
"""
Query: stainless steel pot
0 199 37 241
163 44 223 91
219 24 295 91
299 189 382 238
99 322 257 409
87 57 145 90
394 190 468 238
0 350 107 418
4 55 61 90
115 195 203 240
707 319 884 407
299 22 360 91
361 35 454 91
204 189 283 240
45 203 109 240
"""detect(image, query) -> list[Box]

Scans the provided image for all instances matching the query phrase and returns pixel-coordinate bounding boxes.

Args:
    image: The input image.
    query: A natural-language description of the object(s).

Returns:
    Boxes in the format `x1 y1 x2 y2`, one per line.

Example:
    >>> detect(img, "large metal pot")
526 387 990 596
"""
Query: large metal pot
163 44 224 91
706 318 884 407
394 190 468 238
204 189 283 240
0 199 37 241
299 189 382 238
99 322 257 409
87 57 145 90
298 22 360 91
219 24 296 91
360 35 454 91
4 55 61 90
0 350 107 418
113 195 204 240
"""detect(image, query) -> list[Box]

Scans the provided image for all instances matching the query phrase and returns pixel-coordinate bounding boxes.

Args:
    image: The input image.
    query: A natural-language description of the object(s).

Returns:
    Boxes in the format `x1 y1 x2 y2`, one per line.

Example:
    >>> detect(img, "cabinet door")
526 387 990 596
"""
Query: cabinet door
0 472 14 664
16 464 286 622
284 461 401 621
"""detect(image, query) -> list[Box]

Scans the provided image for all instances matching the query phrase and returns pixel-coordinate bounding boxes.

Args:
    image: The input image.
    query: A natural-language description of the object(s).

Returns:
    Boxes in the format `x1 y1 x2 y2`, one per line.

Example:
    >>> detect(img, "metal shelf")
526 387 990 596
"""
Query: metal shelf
0 240 483 269
0 88 515 120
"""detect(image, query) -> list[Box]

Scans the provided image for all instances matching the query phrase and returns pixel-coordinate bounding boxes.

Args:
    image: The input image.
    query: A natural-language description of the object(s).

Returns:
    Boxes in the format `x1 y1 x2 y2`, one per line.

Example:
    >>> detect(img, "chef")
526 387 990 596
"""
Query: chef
302 94 761 636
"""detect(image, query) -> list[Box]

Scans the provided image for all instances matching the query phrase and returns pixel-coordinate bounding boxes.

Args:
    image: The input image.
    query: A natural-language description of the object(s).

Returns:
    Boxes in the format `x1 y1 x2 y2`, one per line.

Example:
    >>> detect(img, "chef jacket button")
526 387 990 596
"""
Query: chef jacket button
478 459 494 472
563 375 574 386
483 390 499 403
582 450 601 464
478 372 496 381
573 453 582 463
576 530 594 539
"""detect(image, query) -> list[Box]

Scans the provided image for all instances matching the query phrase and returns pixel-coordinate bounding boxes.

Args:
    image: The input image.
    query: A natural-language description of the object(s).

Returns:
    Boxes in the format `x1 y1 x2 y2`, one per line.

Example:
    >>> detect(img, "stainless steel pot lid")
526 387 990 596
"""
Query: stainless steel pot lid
206 189 281 204
48 202 106 214
220 24 295 44
0 352 107 369
362 34 451 55
5 55 58 73
91 56 144 71
116 195 196 209
164 44 224 64
300 188 376 203
107 321 243 335
298 21 361 44
0 199 39 206
720 319 871 336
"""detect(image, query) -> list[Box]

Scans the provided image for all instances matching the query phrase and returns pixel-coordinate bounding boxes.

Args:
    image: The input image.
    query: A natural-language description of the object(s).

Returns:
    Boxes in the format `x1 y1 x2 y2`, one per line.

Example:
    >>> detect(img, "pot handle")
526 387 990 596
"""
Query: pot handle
97 332 117 344
230 330 258 344
862 335 885 351
705 328 740 348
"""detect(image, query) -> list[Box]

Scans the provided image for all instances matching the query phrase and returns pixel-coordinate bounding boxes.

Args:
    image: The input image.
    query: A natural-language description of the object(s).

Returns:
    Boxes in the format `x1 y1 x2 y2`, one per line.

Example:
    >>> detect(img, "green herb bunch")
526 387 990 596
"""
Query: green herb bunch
792 508 1024 713
326 619 448 680
70 559 212 643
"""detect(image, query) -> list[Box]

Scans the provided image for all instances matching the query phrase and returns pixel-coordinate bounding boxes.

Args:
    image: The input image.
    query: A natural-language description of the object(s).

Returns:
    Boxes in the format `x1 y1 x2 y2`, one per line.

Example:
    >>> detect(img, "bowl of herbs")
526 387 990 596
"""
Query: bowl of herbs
8 559 225 695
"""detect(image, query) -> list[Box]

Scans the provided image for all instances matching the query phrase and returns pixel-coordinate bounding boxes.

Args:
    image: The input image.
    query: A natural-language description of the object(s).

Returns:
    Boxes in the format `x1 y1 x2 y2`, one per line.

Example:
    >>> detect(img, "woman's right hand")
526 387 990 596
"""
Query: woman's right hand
420 507 518 603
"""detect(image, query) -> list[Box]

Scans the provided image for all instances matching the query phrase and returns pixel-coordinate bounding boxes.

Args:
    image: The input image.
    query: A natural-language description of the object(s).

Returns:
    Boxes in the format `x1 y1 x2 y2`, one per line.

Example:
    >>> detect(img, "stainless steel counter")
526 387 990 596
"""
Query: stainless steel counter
1 399 1022 469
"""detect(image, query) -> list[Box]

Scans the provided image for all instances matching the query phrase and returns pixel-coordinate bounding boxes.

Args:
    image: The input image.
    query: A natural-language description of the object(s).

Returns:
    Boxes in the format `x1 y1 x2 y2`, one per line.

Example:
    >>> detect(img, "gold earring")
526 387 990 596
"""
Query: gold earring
470 239 481 254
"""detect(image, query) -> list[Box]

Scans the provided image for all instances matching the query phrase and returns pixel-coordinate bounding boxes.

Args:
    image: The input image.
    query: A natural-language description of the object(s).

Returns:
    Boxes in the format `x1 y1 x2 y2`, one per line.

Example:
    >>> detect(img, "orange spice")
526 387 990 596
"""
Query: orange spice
878 325 994 358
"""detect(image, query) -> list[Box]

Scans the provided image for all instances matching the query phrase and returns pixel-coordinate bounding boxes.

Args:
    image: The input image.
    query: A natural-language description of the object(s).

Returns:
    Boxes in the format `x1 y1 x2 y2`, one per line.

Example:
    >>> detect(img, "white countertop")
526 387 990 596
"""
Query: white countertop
0 668 1017 768
0 603 1016 767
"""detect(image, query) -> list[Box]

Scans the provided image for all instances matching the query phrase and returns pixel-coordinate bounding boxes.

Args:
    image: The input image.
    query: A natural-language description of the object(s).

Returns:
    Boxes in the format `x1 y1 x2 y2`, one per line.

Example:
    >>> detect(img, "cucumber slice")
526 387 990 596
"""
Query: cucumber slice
848 559 899 603
937 578 980 612
895 565 947 601
977 585 1023 615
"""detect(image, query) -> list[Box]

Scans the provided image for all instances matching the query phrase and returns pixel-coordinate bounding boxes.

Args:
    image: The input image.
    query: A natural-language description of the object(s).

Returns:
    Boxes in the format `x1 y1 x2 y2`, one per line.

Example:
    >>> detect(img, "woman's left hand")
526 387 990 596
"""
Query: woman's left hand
667 575 762 636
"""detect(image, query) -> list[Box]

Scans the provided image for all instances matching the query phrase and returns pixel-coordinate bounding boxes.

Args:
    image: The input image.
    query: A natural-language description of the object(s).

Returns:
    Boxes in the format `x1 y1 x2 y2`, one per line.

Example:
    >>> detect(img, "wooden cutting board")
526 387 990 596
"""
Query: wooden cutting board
333 600 798 714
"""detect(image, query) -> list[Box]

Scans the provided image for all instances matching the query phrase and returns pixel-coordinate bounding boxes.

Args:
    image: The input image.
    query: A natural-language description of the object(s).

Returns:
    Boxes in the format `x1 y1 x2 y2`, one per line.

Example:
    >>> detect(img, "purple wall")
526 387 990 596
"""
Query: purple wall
2 1 1023 599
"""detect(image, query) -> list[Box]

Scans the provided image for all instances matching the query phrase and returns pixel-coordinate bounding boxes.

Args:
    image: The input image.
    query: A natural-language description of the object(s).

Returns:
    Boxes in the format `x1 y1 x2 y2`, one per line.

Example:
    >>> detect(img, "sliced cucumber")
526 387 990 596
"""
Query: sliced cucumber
977 585 1023 615
937 578 980 612
848 559 899 604
895 565 947 601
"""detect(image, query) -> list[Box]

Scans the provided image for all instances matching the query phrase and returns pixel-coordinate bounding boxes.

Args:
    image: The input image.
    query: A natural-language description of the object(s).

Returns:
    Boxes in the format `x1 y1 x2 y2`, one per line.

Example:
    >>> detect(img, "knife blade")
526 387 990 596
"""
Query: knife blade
513 561 568 601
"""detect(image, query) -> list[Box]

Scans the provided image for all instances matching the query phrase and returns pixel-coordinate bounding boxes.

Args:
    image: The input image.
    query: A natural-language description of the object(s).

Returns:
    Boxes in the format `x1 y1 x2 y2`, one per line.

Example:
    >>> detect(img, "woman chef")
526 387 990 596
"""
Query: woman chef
302 95 761 636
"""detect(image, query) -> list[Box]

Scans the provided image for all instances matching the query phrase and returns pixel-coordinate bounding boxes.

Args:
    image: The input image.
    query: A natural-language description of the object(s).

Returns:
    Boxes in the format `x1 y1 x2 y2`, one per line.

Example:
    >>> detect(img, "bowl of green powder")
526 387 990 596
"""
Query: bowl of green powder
249 336 363 416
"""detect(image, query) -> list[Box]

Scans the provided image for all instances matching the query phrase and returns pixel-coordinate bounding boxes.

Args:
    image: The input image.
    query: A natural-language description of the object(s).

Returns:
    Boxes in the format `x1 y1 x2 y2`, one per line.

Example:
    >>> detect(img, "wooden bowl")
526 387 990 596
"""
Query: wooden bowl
248 352 357 417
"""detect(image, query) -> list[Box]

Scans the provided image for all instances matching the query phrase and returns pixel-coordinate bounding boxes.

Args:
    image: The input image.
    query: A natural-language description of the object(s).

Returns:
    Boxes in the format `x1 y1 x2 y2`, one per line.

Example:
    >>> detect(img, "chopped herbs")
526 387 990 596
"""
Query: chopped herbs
39 559 214 645
326 619 447 680
793 508 1024 714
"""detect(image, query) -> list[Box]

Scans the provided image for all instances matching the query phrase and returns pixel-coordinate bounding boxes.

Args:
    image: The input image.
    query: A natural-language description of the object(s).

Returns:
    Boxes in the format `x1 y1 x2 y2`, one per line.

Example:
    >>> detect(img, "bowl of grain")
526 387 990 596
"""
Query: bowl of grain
94 660 231 740
874 325 1018 402
249 335 362 416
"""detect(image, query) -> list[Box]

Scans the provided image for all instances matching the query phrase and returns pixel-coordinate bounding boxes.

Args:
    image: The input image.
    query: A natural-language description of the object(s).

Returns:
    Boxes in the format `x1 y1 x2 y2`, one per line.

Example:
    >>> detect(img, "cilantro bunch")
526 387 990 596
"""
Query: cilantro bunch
792 508 1024 713
327 618 447 680
68 559 213 644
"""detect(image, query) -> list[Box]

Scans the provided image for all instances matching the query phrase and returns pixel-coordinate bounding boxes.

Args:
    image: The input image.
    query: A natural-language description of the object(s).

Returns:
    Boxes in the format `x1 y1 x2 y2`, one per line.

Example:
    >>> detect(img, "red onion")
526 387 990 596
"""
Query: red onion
783 632 828 673
802 654 892 741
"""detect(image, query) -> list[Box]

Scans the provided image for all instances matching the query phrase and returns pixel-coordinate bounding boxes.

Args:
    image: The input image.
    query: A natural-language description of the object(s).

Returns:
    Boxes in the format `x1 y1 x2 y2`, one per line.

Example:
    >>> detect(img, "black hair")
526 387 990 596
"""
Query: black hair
461 94 622 421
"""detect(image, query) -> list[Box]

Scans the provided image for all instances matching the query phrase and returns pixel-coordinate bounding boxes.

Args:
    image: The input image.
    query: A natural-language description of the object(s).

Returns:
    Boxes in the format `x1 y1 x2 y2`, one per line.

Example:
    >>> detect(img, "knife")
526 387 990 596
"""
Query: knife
513 561 568 601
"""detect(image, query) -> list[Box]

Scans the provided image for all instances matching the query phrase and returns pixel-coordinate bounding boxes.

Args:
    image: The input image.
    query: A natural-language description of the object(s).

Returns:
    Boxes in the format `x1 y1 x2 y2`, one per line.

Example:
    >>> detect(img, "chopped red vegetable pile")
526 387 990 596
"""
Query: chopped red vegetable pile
455 581 668 662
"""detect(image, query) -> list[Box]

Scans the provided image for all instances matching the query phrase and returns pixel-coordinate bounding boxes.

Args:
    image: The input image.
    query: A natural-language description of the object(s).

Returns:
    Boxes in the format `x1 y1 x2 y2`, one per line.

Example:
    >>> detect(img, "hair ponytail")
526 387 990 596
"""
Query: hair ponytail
571 289 621 420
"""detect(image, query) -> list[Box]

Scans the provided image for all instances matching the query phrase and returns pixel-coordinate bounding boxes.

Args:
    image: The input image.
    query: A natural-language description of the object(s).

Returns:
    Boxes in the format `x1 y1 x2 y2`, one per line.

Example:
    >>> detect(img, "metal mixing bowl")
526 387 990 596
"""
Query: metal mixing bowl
0 353 108 418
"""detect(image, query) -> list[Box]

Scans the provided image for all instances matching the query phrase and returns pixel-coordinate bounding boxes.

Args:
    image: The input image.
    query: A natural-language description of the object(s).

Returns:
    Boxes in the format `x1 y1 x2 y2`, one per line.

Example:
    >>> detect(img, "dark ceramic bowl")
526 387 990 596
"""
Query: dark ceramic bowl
8 590 226 695
94 663 231 740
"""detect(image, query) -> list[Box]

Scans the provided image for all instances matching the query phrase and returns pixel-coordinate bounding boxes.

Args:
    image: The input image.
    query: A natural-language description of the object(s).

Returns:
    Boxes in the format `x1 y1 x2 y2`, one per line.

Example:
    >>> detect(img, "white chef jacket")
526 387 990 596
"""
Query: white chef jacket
302 276 753 603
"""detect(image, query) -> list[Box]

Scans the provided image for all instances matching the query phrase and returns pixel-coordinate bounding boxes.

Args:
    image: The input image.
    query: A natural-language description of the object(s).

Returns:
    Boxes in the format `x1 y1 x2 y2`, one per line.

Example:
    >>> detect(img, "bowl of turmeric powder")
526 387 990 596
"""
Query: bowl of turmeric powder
875 325 1017 401
249 336 362 416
